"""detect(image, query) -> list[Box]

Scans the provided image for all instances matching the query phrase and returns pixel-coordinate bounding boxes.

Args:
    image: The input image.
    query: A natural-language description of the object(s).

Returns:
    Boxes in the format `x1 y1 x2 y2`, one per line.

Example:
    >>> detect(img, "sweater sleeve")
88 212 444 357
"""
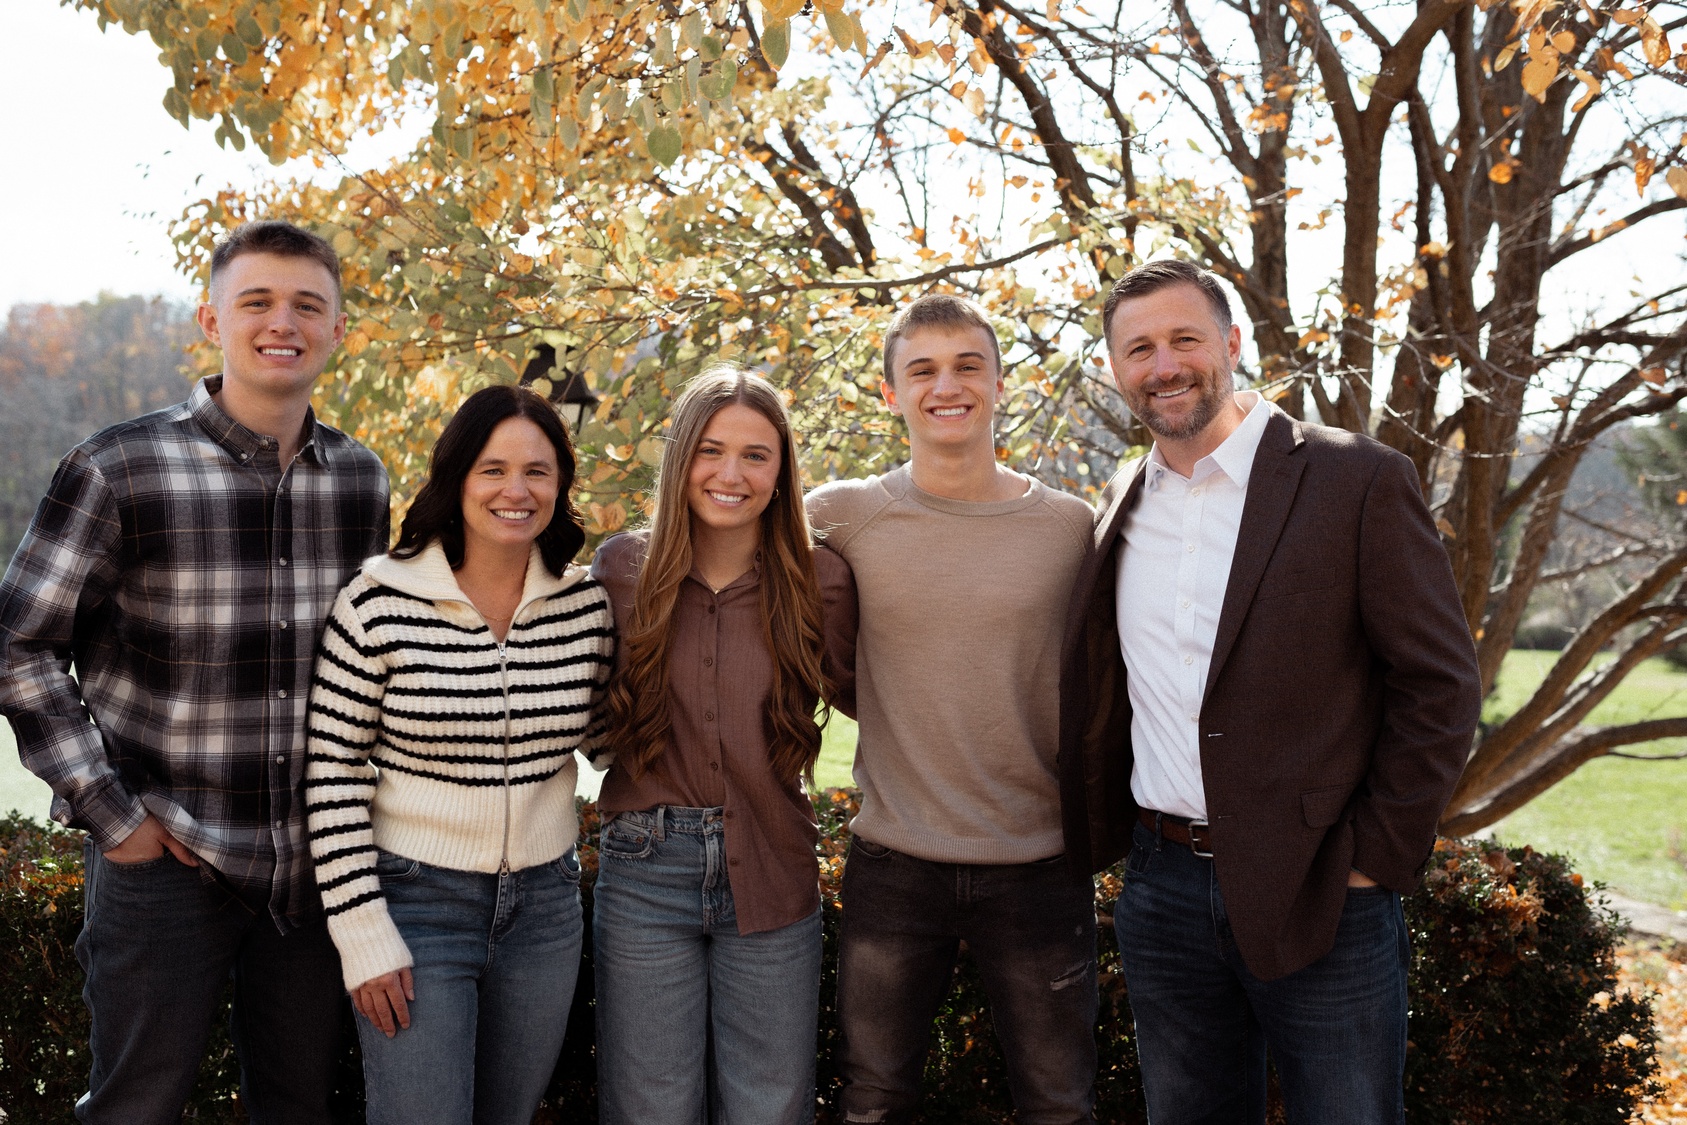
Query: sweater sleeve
304 580 413 990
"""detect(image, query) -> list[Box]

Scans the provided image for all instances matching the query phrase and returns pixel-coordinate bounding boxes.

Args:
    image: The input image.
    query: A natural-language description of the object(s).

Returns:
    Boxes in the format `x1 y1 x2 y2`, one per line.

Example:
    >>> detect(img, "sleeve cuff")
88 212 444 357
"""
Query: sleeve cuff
326 900 415 992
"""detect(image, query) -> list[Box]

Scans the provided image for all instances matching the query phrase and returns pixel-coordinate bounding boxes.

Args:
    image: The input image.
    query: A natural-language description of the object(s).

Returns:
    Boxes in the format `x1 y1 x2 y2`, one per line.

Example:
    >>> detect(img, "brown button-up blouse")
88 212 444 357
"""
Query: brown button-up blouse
589 530 858 934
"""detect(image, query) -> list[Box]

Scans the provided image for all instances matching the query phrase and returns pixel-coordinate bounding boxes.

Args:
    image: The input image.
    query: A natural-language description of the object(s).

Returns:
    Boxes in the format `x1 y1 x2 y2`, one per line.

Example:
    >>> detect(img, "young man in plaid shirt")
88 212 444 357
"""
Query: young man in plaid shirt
0 221 390 1124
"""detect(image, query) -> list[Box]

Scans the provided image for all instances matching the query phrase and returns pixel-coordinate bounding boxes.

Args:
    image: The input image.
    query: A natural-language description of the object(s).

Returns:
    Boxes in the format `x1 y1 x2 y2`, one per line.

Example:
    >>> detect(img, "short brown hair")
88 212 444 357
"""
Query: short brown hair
882 294 1002 382
1102 259 1233 351
209 221 342 305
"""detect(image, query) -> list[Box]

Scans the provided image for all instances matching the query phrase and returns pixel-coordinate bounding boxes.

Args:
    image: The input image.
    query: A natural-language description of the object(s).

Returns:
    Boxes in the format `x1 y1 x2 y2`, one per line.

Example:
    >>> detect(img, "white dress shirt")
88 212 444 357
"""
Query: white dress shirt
1116 391 1271 821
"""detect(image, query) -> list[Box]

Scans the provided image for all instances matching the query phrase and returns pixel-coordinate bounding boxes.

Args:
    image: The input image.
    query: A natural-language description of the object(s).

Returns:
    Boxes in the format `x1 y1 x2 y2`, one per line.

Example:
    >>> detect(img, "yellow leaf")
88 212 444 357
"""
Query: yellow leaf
1436 517 1457 539
1520 54 1558 100
1551 30 1576 53
1488 160 1515 184
1666 166 1687 200
823 7 854 51
1640 366 1667 385
1675 489 1686 506
1635 147 1655 193
1494 43 1518 72
1569 68 1600 112
860 39 891 77
963 86 986 117
761 0 805 20
1609 8 1645 25
946 126 966 144
1640 16 1671 67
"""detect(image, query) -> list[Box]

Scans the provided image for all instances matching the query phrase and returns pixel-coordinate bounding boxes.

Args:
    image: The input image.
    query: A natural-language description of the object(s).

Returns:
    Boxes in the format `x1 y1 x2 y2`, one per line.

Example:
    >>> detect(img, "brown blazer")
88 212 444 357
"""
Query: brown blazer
1058 411 1481 981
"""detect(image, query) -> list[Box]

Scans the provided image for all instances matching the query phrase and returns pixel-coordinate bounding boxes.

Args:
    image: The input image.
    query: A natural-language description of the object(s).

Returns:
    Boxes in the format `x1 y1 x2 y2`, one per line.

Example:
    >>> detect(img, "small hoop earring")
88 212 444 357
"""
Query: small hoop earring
773 487 781 499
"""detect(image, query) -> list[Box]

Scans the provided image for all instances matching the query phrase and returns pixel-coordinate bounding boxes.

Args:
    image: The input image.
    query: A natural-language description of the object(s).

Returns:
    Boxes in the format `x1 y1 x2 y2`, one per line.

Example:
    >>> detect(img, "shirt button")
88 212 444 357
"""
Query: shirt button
278 620 288 630
707 605 716 615
275 755 286 764
1184 655 1193 665
1181 598 1190 609
1191 487 1202 496
703 657 713 667
1185 544 1195 553
1189 712 1199 722
710 761 720 771
277 689 288 699
704 712 715 722
729 858 740 866
278 558 289 567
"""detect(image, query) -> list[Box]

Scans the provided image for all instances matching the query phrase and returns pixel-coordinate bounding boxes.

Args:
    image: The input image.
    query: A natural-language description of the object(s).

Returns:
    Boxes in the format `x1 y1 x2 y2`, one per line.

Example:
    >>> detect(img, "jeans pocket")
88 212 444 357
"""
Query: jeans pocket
555 848 582 883
374 849 421 883
102 851 174 874
1123 840 1153 880
851 837 893 859
598 815 656 861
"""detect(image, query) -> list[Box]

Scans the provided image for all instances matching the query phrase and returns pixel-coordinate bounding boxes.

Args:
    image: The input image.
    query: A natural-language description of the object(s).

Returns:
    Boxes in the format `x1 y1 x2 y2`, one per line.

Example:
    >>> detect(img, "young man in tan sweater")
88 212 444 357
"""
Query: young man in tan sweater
807 295 1097 1125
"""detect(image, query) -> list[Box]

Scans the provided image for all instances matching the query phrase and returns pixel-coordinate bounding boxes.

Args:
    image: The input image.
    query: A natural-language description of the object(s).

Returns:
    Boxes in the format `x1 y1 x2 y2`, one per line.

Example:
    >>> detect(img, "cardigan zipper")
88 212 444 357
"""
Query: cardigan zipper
497 636 512 877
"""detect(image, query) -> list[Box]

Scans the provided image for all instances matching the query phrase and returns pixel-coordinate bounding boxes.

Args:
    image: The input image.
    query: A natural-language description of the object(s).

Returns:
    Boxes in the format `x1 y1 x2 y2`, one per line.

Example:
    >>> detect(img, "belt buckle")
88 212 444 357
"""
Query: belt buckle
1188 821 1214 858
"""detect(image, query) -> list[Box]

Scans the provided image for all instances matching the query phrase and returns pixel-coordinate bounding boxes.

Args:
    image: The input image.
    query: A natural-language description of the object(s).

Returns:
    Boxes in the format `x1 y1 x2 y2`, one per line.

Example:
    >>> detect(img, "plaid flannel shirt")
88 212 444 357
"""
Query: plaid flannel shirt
0 376 389 930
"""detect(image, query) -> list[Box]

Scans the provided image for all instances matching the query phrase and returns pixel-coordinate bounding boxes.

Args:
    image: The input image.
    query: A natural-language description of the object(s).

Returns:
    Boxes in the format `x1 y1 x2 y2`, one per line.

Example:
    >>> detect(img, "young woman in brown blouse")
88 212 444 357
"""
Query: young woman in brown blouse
588 367 857 1125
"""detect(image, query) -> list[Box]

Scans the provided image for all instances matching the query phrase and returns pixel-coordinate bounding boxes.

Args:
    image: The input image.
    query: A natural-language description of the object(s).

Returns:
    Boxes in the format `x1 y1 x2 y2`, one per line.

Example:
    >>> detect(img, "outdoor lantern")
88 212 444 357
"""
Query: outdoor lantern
520 343 600 433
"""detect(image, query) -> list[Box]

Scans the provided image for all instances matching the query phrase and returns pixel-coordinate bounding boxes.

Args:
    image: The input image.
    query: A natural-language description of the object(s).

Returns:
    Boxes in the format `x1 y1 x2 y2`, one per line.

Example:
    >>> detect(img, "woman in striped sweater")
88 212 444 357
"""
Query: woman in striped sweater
589 368 857 1124
304 385 614 1125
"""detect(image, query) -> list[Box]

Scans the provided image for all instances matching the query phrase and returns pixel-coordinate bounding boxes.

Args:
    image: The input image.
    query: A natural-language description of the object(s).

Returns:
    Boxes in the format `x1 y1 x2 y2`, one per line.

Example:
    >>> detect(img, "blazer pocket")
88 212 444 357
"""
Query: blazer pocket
1255 566 1340 600
1301 785 1351 829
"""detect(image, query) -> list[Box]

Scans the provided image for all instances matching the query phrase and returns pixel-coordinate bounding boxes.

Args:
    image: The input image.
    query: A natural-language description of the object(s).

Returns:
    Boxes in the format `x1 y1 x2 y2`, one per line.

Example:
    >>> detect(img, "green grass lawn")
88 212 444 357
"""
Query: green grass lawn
7 651 1683 908
1488 651 1687 910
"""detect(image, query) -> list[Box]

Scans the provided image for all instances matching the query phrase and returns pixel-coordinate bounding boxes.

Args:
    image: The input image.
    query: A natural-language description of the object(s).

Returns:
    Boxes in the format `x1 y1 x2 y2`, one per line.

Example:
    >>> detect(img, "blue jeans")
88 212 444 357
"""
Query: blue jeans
835 838 1098 1125
74 843 345 1125
593 806 822 1125
1113 822 1408 1125
356 849 584 1125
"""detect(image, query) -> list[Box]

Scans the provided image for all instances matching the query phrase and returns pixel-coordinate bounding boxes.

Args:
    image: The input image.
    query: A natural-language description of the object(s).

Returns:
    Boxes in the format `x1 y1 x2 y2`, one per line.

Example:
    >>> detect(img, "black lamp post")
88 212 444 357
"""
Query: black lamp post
520 343 600 432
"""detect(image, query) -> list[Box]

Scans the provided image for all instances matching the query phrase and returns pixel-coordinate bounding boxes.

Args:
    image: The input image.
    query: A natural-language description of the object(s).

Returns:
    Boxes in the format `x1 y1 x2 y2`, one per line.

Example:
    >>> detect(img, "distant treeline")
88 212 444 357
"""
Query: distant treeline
0 295 196 564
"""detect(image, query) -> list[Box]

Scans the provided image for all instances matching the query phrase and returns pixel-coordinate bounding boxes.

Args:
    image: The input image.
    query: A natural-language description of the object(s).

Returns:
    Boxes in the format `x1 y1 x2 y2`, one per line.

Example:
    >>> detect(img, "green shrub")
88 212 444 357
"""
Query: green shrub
1403 838 1658 1122
1 802 1661 1124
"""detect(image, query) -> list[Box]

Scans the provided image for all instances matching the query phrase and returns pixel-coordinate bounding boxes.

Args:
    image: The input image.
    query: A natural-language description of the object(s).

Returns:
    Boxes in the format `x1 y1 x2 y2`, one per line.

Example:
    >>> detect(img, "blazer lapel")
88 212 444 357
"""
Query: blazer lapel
1204 413 1306 695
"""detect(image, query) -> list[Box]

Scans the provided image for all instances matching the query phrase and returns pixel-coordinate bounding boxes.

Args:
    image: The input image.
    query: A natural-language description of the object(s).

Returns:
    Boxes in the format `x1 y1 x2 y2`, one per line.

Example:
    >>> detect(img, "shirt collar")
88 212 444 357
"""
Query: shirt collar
190 375 327 468
1144 390 1270 491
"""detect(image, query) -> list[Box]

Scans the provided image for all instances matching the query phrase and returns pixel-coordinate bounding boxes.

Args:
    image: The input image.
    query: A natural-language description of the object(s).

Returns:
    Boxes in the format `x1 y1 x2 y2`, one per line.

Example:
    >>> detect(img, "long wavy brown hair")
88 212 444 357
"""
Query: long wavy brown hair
602 367 832 786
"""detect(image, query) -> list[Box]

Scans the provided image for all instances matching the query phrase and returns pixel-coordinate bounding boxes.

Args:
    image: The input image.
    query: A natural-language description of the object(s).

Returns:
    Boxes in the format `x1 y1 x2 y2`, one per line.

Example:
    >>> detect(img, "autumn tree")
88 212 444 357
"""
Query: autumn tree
0 296 195 561
70 0 1687 826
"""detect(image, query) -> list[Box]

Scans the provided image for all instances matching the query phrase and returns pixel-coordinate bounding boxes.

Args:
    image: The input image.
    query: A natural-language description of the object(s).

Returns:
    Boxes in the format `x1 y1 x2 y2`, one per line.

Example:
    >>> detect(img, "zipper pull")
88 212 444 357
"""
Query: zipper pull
498 857 510 876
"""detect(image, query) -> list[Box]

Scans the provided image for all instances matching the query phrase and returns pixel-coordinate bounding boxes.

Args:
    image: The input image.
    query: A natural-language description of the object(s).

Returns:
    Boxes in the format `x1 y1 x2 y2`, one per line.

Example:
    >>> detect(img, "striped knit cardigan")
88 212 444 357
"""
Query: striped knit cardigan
304 541 615 990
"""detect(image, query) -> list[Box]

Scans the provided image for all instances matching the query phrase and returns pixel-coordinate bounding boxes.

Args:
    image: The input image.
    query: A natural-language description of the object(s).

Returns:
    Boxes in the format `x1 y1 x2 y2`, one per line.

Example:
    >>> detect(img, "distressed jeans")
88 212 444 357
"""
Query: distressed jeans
74 843 345 1125
835 838 1098 1125
1113 821 1409 1125
593 805 823 1125
356 849 584 1125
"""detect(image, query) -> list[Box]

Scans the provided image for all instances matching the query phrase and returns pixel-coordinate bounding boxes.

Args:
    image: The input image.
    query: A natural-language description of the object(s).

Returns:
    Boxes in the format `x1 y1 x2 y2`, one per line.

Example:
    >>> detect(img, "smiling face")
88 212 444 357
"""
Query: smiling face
685 402 783 542
1107 281 1244 458
881 323 1004 457
459 416 561 562
196 251 346 409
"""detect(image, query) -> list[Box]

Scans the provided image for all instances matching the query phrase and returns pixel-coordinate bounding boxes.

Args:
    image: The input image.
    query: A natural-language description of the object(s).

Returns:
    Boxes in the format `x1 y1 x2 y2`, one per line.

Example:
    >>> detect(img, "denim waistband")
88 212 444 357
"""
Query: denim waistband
610 805 725 839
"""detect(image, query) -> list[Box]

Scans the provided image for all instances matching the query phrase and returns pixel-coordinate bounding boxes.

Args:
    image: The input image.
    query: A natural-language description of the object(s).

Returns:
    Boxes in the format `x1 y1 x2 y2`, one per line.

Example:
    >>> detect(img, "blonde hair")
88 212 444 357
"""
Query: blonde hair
601 367 832 785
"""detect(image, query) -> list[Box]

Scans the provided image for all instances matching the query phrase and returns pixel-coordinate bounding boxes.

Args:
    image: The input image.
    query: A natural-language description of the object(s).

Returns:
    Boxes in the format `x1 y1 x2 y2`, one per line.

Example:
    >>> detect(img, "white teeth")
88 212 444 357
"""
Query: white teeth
259 347 301 356
932 407 968 417
1152 387 1191 398
706 491 747 505
493 510 533 520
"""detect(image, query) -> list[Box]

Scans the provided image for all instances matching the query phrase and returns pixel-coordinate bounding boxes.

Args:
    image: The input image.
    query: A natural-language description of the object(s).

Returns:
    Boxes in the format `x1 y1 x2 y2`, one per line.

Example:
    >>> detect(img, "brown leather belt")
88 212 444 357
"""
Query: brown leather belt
1139 808 1214 857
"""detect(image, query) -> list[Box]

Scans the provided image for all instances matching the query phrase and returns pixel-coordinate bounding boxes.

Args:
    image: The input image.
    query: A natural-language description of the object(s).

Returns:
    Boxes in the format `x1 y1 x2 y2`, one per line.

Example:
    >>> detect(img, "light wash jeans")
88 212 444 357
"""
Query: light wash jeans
593 805 823 1125
1113 821 1409 1124
356 848 584 1125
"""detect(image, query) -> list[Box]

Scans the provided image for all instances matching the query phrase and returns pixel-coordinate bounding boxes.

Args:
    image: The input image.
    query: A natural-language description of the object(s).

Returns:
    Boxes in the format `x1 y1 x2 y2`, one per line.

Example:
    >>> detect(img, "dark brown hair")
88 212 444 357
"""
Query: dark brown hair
882 293 1002 383
391 384 586 576
209 221 343 304
1101 258 1234 350
601 367 831 786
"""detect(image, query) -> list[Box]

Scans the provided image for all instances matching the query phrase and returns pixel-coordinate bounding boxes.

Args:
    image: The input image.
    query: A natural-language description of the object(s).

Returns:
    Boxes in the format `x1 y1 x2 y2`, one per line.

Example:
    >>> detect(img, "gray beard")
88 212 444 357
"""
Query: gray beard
1128 380 1228 442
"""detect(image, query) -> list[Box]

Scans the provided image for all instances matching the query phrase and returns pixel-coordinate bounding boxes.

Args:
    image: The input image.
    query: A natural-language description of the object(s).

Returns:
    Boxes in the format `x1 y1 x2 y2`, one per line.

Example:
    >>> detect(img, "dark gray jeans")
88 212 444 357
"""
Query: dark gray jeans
74 843 344 1125
835 837 1099 1125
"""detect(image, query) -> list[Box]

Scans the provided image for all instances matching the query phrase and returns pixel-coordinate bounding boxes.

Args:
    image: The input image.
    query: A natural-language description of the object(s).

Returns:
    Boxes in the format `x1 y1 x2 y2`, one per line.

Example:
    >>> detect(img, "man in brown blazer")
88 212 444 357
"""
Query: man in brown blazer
1059 259 1481 1123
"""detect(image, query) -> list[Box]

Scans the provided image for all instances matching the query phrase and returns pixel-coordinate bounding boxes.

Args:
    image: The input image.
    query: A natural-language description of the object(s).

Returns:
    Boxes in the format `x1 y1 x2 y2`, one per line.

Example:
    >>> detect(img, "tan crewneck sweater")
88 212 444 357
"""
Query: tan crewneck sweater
806 466 1092 863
